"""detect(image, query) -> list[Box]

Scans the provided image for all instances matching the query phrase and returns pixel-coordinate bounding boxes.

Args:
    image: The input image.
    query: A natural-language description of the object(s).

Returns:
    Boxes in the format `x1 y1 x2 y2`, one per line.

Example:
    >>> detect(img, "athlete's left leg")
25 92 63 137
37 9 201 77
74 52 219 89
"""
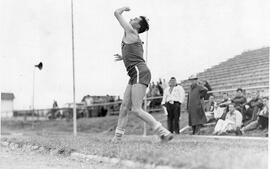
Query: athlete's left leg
112 84 132 143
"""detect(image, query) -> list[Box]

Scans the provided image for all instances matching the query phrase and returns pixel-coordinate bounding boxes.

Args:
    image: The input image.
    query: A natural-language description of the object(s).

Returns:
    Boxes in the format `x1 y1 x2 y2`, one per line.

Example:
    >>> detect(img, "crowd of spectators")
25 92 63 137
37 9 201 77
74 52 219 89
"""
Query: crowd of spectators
204 88 268 136
147 78 168 109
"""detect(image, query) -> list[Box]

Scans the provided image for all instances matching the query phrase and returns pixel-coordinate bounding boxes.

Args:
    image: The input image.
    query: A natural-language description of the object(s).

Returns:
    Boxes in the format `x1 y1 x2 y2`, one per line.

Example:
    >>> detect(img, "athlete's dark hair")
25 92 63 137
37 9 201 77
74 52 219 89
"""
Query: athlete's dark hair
138 16 149 34
236 88 243 92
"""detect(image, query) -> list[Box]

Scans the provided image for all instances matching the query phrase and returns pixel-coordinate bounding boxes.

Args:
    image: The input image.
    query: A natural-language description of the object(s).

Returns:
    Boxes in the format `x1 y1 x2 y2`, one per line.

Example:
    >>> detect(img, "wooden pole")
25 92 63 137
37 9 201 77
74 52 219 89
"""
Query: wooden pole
143 31 149 136
71 0 77 136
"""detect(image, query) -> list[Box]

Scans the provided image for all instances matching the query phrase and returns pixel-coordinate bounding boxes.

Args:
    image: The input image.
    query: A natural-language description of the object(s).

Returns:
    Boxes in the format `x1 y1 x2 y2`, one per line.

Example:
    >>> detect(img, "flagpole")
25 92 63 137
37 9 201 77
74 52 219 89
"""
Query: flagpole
32 67 35 128
71 0 77 136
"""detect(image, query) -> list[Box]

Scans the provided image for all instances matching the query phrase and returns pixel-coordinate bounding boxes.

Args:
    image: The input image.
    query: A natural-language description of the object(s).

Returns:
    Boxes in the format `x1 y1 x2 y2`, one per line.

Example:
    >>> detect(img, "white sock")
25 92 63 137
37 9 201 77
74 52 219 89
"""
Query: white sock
152 122 162 131
115 127 125 139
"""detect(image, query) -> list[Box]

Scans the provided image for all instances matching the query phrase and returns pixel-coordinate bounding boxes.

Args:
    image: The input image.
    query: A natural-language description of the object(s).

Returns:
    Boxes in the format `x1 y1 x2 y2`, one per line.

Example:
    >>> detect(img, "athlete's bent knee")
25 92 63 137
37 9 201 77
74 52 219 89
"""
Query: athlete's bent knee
131 107 143 115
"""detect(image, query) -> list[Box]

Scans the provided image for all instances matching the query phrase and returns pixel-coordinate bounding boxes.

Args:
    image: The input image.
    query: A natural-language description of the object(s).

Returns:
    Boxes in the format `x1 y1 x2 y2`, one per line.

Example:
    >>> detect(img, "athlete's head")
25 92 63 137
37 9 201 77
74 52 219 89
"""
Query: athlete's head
129 16 149 33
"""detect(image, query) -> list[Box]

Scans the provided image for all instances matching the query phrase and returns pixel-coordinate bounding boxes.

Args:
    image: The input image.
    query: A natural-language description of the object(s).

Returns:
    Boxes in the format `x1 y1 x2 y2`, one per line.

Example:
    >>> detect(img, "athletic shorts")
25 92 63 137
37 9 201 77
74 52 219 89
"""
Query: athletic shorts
128 63 151 87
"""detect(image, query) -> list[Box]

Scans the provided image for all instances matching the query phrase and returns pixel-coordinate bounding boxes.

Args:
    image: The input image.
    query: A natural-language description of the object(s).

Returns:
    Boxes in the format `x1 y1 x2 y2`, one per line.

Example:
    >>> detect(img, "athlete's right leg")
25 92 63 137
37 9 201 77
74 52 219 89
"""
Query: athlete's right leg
131 83 173 142
112 84 132 143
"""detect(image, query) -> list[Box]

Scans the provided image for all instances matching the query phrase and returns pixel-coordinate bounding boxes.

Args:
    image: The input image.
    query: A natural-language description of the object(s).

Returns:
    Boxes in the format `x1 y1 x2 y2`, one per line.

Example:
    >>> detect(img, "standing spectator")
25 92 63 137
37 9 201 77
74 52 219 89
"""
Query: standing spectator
53 100 58 108
187 75 208 135
232 88 247 121
146 83 153 98
149 84 161 108
48 100 59 120
213 103 242 135
81 95 94 117
82 95 94 106
157 79 164 96
202 80 213 100
161 77 185 134
151 81 155 88
162 78 168 90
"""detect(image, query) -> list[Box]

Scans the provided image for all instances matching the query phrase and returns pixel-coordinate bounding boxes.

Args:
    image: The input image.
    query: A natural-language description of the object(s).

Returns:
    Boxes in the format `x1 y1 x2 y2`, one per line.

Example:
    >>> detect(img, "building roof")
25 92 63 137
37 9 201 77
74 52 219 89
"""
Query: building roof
1 93 15 100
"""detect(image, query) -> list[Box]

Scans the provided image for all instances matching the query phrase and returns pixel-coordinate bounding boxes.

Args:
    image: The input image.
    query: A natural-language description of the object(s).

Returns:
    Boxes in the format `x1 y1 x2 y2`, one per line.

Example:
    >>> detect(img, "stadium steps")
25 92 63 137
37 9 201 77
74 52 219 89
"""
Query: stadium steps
180 47 269 99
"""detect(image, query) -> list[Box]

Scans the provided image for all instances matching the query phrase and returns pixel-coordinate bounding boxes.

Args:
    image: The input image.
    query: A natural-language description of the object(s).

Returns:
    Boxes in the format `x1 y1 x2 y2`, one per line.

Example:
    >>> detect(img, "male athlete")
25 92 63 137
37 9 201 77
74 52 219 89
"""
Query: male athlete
112 7 173 143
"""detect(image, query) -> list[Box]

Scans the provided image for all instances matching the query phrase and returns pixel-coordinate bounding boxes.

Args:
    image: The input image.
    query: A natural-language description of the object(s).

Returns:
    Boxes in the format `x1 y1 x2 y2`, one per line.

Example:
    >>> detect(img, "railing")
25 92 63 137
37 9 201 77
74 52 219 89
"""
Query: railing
9 85 269 121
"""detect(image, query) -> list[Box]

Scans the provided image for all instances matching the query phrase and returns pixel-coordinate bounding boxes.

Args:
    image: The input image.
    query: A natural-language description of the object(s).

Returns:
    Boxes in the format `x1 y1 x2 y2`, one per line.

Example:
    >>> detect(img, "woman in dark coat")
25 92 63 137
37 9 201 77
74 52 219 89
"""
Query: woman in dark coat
187 76 208 134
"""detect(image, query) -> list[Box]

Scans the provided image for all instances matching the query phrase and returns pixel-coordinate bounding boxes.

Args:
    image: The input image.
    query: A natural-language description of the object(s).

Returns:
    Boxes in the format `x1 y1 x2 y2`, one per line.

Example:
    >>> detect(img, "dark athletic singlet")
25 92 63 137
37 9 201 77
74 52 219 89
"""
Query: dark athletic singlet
121 35 151 86
121 40 145 77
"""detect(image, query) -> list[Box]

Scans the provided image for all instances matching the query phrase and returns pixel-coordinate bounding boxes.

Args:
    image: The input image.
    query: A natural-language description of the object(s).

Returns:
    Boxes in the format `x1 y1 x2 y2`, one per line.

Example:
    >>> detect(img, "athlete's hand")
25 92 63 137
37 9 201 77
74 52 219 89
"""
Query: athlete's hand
123 7 131 11
114 54 123 61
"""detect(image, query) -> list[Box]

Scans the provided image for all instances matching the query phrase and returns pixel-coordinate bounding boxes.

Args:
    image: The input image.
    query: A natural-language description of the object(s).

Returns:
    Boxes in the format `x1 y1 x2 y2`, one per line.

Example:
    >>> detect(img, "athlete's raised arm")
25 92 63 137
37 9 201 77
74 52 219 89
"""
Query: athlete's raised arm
114 7 135 33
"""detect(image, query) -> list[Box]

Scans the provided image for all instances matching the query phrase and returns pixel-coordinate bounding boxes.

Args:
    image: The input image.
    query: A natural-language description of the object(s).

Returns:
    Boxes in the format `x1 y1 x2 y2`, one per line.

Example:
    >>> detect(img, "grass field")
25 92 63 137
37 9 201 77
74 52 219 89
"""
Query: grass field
1 111 268 169
2 111 267 137
2 112 188 135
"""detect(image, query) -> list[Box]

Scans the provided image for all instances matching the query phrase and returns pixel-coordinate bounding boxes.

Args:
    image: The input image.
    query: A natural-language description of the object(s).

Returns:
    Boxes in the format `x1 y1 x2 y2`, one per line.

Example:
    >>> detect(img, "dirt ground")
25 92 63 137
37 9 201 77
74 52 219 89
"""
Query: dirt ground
1 132 268 169
1 114 268 169
0 146 144 169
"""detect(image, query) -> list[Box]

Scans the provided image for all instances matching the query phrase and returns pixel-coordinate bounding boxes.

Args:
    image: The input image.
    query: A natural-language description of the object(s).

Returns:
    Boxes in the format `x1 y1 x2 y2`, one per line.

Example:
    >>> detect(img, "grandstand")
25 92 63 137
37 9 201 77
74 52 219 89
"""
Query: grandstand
180 47 269 99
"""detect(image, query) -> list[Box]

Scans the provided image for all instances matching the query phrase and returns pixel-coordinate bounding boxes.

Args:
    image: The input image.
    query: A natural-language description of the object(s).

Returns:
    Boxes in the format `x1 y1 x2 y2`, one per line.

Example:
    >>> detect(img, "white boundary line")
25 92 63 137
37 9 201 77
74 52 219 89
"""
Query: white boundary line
178 125 268 141
189 135 268 141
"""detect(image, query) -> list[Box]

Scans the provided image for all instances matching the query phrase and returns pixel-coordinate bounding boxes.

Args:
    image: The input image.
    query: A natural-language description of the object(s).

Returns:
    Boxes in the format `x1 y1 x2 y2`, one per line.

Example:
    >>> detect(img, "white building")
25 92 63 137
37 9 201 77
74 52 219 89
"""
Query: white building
1 93 15 118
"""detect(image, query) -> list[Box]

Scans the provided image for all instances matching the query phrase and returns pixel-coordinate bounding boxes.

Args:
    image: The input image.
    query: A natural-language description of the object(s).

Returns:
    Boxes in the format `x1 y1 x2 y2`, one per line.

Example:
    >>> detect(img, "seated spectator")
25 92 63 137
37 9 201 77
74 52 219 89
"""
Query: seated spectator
240 96 269 134
213 103 242 135
245 92 253 103
243 91 263 126
232 88 247 120
204 95 217 122
214 93 231 119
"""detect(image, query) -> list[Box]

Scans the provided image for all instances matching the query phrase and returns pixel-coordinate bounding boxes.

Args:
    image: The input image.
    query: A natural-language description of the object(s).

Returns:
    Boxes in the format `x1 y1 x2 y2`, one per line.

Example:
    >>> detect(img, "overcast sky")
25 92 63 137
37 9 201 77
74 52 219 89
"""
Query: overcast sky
1 0 270 109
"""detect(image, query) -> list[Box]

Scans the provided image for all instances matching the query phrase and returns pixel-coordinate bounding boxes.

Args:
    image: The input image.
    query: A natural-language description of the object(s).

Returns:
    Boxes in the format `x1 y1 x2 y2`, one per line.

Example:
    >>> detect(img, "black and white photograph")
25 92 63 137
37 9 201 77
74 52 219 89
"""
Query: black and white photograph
0 0 269 169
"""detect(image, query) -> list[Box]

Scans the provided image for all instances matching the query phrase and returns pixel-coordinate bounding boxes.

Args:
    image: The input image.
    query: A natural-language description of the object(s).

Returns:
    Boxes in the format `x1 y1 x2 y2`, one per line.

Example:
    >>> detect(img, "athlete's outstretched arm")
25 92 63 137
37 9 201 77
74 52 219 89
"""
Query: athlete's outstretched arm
114 7 135 33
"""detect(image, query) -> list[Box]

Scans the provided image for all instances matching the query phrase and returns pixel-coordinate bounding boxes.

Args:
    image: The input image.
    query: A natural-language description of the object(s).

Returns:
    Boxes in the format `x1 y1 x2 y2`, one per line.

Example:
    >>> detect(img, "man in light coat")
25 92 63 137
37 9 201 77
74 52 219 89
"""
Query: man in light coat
161 77 185 134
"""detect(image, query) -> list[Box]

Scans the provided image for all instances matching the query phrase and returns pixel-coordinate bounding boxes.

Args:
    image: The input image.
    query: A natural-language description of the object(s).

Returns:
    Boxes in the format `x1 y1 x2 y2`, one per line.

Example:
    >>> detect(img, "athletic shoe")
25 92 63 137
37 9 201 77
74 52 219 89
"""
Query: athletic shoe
154 125 173 142
160 133 174 142
236 129 244 135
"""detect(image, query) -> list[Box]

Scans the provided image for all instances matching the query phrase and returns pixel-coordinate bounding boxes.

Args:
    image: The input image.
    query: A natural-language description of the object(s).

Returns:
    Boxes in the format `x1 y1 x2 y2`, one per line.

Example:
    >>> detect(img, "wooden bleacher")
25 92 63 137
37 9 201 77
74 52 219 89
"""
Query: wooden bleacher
180 47 269 100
